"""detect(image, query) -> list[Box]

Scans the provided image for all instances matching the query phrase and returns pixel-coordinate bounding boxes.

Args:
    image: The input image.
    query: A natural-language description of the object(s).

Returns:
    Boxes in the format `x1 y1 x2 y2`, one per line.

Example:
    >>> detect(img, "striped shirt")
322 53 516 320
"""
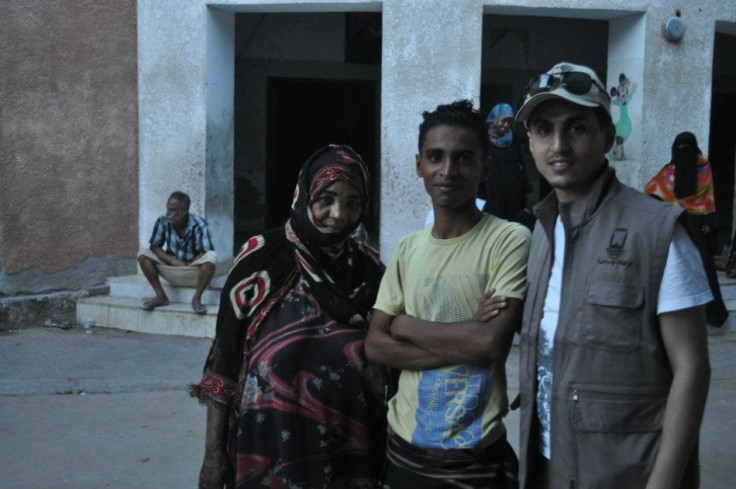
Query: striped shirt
149 213 214 262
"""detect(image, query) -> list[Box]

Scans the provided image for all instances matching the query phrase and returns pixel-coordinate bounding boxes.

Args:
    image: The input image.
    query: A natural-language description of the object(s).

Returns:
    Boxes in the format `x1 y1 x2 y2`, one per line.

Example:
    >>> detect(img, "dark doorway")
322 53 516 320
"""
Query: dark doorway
265 78 379 233
480 14 608 209
709 31 736 251
709 93 736 250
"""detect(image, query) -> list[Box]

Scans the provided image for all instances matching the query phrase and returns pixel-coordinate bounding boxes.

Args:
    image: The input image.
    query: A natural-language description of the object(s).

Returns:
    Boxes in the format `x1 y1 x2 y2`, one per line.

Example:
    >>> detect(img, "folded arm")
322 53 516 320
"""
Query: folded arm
390 296 521 365
365 291 517 369
365 309 447 370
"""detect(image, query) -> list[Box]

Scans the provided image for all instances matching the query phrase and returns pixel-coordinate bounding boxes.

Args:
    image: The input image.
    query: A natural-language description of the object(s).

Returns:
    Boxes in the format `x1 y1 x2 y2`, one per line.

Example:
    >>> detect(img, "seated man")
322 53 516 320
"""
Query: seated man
138 191 216 314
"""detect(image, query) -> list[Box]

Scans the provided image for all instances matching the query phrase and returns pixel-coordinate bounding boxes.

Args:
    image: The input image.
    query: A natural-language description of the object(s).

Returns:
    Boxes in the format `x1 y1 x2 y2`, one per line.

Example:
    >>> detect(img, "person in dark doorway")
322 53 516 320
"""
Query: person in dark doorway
516 62 711 489
192 145 387 489
480 102 535 229
138 191 217 314
645 131 729 327
365 100 530 488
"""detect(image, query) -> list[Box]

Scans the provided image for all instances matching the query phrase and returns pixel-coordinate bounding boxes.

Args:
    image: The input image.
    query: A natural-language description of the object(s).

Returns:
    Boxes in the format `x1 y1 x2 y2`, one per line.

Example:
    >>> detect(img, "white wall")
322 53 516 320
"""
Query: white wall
138 0 210 249
138 1 380 259
206 9 235 256
138 0 736 261
379 0 484 257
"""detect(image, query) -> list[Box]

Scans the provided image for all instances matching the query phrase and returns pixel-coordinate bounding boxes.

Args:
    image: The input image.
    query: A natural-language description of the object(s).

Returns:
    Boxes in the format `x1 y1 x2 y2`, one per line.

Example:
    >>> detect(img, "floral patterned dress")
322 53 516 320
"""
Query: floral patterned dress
232 276 384 488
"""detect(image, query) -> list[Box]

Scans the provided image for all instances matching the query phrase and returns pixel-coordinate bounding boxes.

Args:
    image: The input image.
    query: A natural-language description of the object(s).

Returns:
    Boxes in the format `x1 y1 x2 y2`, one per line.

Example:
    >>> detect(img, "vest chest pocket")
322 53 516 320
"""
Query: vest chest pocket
580 283 644 351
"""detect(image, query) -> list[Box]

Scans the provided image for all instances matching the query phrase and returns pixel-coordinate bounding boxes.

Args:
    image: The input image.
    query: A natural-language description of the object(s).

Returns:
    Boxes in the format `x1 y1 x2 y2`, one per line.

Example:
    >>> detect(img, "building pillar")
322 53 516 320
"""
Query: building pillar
138 0 234 260
379 0 484 257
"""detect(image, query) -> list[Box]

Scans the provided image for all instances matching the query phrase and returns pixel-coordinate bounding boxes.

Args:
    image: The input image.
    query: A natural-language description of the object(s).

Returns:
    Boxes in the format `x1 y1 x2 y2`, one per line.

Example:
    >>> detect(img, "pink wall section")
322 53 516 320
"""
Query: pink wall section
0 0 138 279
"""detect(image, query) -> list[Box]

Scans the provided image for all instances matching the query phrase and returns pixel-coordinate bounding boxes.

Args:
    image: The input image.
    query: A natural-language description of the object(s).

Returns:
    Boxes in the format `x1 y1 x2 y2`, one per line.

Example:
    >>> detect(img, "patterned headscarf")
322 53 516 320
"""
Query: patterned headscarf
289 145 370 249
486 103 515 148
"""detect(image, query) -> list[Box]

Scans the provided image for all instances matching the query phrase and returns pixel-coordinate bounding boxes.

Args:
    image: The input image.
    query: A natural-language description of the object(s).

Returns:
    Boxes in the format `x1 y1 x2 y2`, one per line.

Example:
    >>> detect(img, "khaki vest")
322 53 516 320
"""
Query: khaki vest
519 168 698 488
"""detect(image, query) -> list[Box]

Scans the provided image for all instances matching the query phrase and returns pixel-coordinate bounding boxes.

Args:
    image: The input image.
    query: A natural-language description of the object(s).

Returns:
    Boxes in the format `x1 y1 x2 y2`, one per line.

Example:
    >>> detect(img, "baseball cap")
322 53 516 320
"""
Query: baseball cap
516 62 611 124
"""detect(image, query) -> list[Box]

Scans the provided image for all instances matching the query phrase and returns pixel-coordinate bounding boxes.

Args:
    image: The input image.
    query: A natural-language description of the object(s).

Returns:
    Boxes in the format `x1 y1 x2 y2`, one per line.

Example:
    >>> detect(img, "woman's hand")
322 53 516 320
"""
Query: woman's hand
472 288 509 322
199 448 234 489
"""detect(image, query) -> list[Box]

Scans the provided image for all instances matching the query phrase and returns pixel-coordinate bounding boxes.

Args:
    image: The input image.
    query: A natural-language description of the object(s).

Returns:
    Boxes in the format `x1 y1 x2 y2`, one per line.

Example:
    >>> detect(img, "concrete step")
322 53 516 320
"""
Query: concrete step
108 273 227 305
77 270 736 339
76 296 215 338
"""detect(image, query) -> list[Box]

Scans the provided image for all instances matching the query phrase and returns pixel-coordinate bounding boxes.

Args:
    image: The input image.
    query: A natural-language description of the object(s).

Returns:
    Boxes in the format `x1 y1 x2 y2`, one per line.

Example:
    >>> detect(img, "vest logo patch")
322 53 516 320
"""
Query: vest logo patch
598 228 634 268
607 228 627 259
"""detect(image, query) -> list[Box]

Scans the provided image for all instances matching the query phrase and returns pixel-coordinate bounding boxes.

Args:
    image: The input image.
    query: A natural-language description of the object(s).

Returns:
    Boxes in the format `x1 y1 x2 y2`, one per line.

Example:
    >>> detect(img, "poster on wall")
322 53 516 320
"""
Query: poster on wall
607 63 641 162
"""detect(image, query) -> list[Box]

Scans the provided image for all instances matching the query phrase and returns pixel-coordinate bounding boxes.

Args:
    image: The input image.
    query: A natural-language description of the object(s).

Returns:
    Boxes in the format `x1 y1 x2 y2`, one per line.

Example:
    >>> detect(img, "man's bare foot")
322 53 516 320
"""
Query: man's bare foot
140 297 170 311
192 302 208 315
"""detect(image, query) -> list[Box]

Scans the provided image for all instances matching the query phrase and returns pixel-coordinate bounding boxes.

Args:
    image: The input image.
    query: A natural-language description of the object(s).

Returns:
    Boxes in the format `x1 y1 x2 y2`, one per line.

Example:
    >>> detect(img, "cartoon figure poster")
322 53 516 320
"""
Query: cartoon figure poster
609 73 637 161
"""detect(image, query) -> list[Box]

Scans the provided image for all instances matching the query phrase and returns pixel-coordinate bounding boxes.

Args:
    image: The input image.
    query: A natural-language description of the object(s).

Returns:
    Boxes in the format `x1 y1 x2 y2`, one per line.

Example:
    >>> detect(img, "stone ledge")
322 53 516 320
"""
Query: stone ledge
0 286 109 330
108 273 225 305
77 296 215 338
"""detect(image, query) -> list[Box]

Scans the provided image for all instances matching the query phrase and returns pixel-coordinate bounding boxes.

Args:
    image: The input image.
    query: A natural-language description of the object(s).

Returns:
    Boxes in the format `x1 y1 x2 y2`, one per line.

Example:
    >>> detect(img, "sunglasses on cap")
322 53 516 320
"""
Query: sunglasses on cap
526 71 605 97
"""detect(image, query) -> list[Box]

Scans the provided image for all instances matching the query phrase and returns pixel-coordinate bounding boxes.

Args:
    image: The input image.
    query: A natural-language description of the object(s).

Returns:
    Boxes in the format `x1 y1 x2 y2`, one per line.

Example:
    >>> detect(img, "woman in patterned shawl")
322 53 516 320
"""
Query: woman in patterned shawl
645 131 728 327
193 144 386 488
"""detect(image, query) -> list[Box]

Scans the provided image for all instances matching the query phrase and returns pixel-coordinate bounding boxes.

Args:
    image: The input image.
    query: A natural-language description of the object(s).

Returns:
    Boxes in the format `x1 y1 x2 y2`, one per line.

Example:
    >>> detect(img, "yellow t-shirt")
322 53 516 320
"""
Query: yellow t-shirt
374 213 530 449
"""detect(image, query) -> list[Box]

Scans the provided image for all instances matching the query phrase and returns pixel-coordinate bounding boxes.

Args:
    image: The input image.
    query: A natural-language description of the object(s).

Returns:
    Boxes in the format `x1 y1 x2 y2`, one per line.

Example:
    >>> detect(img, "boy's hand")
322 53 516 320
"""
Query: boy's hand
472 288 508 322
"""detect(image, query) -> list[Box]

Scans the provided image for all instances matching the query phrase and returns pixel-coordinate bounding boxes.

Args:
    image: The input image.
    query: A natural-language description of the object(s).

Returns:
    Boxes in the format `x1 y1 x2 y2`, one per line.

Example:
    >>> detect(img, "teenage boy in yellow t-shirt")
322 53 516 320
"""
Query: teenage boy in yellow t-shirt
365 100 530 488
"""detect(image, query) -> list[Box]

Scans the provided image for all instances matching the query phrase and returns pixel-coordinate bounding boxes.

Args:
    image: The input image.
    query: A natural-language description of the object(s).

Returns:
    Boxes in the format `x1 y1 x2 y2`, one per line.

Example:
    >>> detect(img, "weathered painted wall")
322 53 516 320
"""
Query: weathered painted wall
636 2 735 187
138 0 736 263
379 0 484 257
607 14 644 169
138 0 209 254
4 0 733 297
0 0 139 295
206 9 235 259
138 0 234 260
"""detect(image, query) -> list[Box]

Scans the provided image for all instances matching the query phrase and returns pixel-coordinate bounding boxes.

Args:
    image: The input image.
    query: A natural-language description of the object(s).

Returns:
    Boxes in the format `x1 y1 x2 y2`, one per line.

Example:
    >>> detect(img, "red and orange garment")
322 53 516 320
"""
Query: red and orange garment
644 155 715 215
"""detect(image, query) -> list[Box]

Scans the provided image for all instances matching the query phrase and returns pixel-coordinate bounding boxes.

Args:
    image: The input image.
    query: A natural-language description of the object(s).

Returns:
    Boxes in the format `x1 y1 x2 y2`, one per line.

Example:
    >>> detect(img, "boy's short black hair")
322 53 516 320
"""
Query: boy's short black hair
417 100 487 153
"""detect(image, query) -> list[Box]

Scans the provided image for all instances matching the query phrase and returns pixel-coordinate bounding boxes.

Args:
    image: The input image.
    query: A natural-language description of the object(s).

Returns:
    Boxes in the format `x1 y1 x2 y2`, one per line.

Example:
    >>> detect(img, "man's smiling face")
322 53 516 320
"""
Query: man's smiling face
527 99 614 202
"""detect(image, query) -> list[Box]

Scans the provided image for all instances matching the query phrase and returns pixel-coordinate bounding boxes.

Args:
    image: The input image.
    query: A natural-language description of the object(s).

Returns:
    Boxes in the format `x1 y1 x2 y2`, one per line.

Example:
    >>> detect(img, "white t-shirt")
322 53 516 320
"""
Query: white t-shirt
536 218 712 458
424 198 486 228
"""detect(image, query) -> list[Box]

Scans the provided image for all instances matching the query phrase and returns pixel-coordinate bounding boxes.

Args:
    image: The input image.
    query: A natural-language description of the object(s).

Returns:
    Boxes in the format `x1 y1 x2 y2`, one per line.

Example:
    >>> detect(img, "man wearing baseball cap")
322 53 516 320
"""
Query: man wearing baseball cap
516 62 710 488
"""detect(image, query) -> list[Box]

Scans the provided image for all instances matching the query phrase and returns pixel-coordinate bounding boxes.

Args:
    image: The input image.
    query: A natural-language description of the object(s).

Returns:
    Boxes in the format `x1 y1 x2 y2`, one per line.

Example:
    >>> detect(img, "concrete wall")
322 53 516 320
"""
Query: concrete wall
138 0 736 262
4 0 721 297
139 2 383 260
3 0 732 298
0 0 139 295
138 0 235 261
636 2 735 186
379 0 484 256
206 9 236 260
